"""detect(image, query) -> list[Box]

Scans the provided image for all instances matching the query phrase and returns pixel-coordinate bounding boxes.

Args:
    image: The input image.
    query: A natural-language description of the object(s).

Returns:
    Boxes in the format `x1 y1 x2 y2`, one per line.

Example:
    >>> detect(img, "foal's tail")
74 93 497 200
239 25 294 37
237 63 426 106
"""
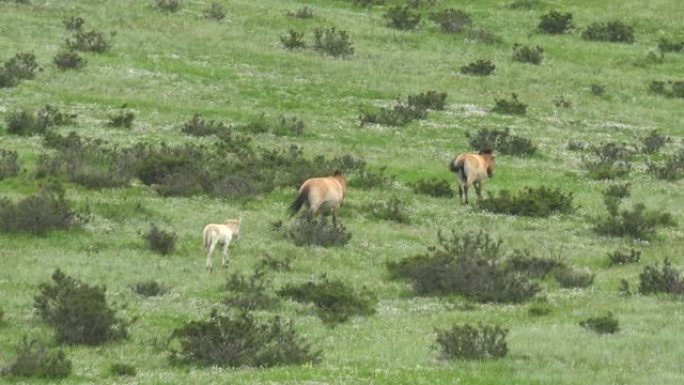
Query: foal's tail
450 157 466 181
289 185 309 217
202 227 211 250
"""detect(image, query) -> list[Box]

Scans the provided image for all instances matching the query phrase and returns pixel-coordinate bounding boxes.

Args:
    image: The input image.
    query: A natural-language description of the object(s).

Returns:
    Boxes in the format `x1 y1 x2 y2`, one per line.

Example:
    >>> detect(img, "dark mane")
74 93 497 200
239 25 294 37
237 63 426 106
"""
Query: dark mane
479 148 493 155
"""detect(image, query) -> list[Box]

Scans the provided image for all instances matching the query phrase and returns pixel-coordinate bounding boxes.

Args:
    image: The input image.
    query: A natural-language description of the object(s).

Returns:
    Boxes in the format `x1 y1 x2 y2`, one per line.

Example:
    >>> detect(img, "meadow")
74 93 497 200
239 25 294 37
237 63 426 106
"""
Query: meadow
1 0 683 384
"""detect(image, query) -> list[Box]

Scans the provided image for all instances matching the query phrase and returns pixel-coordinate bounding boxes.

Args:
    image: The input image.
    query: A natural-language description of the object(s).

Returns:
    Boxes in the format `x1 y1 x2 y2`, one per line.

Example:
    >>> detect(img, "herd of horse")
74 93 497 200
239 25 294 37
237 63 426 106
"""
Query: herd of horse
202 149 496 270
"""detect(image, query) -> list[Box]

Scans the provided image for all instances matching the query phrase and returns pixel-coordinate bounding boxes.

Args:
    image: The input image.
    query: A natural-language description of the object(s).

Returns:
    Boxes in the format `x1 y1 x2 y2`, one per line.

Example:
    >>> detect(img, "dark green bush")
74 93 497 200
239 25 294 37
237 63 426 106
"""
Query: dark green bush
435 323 508 360
506 254 561 279
3 52 41 80
608 248 641 266
273 115 305 136
430 8 472 33
407 91 447 111
582 142 633 179
278 275 377 325
648 147 684 180
657 37 684 53
359 103 427 126
553 95 572 108
649 80 684 98
567 140 588 151
346 0 384 6
257 254 294 272
34 269 128 345
594 189 675 240
460 59 495 76
639 258 684 295
0 149 20 179
110 363 136 377
384 6 421 30
313 27 354 57
106 104 135 128
287 6 314 19
281 30 307 50
285 215 351 247
603 183 630 200
131 280 168 297
467 126 536 155
492 93 527 115
366 196 410 224
388 231 540 303
347 166 394 189
66 29 114 52
143 223 177 255
155 0 181 12
512 43 543 64
62 16 84 31
582 21 635 43
506 0 545 9
53 50 86 70
580 313 619 334
169 310 319 367
538 11 573 34
1 338 71 379
5 109 39 135
528 301 552 317
591 83 606 96
639 130 670 154
181 114 227 136
223 269 278 310
478 186 573 217
0 183 77 235
551 266 594 288
464 28 502 45
203 2 226 20
410 178 453 198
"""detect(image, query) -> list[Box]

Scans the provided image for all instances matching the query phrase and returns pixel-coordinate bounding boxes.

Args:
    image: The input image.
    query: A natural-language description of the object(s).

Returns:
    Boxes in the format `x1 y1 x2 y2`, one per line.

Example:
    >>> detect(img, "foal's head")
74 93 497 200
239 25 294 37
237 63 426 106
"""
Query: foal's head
224 218 241 240
479 149 496 177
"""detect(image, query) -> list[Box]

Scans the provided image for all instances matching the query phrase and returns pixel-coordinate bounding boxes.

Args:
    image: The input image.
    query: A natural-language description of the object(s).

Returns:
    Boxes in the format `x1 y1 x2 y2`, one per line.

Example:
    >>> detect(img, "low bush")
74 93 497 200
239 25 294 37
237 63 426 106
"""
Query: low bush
347 166 394 189
53 50 86 70
528 300 552 317
287 6 314 19
657 37 684 53
411 178 453 198
278 275 377 325
582 21 635 43
366 196 410 224
388 231 540 303
464 28 502 45
169 310 319 367
492 93 527 115
313 27 354 57
608 248 641 266
435 323 508 360
478 186 573 217
551 266 594 288
649 80 684 98
460 59 495 76
34 269 128 345
143 223 177 255
467 126 536 155
407 91 447 111
538 10 573 34
594 188 675 240
273 115 305 136
203 2 226 20
3 52 41 80
66 29 115 52
580 313 619 334
359 103 427 126
639 258 684 295
430 8 472 33
507 254 561 278
553 95 571 108
0 149 20 179
281 30 307 50
223 269 278 310
512 43 543 64
6 105 76 136
131 280 168 297
603 183 630 200
506 0 545 10
285 215 351 247
0 338 71 379
0 183 77 235
582 142 633 179
110 363 136 377
591 83 606 96
384 6 421 30
639 130 670 155
181 114 227 136
648 147 684 180
155 0 181 12
62 16 85 31
257 254 294 272
106 104 135 128
567 140 588 151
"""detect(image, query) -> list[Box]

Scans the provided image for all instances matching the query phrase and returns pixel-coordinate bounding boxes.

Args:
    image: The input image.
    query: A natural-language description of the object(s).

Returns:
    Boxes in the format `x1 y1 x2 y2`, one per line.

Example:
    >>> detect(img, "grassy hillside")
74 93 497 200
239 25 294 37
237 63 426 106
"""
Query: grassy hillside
1 0 683 384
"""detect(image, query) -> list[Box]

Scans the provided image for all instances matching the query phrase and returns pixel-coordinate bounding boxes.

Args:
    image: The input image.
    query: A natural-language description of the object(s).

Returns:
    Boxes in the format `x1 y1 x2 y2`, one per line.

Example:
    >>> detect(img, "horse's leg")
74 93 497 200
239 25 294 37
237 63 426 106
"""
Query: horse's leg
458 184 464 204
221 239 230 268
206 240 217 271
474 181 482 200
463 183 470 204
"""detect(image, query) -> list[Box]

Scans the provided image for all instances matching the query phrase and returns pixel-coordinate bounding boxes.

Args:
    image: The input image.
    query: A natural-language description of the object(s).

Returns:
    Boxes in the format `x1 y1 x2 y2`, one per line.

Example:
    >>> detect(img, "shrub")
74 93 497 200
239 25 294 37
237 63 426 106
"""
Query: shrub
639 130 670 155
0 149 20 179
155 0 181 12
551 266 594 288
512 43 543 64
384 6 421 30
1 338 71 379
580 313 619 334
411 178 453 198
66 29 115 52
506 254 560 278
567 140 588 151
257 254 294 272
0 183 77 235
273 115 305 136
281 30 307 50
582 21 635 43
553 95 571 108
5 109 39 135
638 258 684 295
347 166 394 189
430 8 472 33
285 215 351 247
53 50 86 70
657 37 684 53
649 80 684 98
34 269 128 345
478 186 574 217
648 147 684 180
346 0 384 6
591 83 606 96
203 2 226 20
313 27 354 57
106 104 135 128
492 93 527 115
387 231 540 303
366 196 410 224
528 301 552 317
3 52 41 80
62 16 85 31
460 59 495 76
467 127 536 155
287 6 314 19
110 363 136 377
608 248 641 266
131 280 168 297
169 310 319 367
594 189 675 239
538 11 573 34
278 275 377 325
582 142 633 179
143 223 177 255
0 70 18 88
464 28 502 45
407 91 447 111
223 269 278 310
359 103 426 126
181 114 227 136
435 323 508 360
603 183 630 200
36 104 76 128
506 0 545 9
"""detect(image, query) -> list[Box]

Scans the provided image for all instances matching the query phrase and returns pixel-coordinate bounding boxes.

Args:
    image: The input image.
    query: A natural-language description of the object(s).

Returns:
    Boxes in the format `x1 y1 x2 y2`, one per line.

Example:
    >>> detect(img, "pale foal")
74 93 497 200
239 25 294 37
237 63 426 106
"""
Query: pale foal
203 218 241 271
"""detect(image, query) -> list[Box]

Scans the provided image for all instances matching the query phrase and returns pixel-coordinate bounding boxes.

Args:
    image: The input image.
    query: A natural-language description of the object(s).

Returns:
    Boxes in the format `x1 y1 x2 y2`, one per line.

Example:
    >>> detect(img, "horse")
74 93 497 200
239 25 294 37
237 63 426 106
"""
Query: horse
449 149 496 204
289 170 347 222
202 218 241 271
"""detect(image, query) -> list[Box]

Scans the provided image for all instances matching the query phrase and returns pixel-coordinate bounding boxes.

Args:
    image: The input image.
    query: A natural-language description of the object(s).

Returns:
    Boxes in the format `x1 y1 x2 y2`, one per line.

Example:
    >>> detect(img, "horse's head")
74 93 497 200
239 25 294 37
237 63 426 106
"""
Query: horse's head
479 149 496 178
332 169 347 193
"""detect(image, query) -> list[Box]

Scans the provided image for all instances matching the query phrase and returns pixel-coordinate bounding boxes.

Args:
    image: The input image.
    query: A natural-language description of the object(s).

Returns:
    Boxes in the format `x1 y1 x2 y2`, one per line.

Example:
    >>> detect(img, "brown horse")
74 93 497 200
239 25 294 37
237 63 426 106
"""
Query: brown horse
449 149 496 204
289 170 347 222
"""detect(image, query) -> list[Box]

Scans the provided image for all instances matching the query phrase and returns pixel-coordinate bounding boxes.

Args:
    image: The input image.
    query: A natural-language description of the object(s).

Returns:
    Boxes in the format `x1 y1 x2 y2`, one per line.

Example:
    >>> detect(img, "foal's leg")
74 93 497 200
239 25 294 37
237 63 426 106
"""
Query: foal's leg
221 239 231 268
206 240 217 271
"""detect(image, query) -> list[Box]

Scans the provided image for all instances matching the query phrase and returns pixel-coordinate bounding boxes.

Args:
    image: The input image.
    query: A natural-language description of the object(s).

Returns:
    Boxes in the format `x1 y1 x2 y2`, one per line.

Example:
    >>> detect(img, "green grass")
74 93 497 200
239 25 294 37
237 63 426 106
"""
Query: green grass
1 0 684 383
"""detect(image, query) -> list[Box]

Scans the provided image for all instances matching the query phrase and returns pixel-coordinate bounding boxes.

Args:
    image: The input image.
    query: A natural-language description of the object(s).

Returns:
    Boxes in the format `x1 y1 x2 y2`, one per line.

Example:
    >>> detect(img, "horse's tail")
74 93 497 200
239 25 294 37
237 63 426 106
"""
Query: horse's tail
450 157 466 181
289 185 309 217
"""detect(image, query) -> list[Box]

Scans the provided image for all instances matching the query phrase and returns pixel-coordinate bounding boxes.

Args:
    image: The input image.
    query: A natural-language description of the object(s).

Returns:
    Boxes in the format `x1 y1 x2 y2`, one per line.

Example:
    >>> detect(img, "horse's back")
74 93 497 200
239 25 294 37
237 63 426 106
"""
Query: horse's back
453 153 487 183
